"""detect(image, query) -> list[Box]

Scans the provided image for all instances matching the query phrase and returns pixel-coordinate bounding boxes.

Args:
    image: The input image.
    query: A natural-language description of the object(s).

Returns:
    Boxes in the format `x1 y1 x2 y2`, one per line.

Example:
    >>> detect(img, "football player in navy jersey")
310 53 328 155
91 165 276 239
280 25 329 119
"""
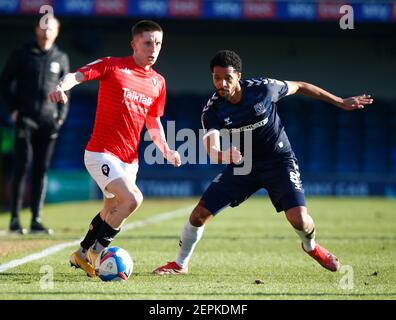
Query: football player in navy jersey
154 50 373 275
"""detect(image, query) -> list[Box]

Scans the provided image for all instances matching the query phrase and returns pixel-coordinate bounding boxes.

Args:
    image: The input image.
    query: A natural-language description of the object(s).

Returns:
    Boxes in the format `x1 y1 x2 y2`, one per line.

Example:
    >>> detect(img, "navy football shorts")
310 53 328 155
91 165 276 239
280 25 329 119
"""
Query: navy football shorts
200 157 306 215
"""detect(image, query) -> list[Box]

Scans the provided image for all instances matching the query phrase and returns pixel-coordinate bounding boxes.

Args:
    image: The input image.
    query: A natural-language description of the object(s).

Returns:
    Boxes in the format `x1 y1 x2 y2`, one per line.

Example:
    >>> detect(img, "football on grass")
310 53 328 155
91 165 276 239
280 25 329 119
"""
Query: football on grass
95 246 133 281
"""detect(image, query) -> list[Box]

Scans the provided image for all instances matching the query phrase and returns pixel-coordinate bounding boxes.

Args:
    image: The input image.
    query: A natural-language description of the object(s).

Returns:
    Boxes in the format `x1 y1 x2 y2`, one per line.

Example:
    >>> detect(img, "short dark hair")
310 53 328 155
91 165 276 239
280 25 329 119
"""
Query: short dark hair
210 50 242 73
131 20 162 39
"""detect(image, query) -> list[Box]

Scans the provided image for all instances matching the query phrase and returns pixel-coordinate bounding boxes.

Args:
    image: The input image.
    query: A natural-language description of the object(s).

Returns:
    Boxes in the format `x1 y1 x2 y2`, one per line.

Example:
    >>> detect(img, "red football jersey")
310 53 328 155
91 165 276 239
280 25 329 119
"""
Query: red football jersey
77 56 166 163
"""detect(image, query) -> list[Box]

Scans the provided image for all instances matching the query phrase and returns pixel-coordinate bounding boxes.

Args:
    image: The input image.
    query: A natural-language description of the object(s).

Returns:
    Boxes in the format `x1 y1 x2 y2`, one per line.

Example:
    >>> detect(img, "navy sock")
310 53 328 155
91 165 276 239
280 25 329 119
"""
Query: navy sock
95 221 120 249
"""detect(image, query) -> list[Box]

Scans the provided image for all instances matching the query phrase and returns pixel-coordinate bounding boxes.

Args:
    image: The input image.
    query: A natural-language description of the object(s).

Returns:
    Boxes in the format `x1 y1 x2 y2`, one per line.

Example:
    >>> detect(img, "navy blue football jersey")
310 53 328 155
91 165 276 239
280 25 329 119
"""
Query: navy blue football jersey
201 77 294 162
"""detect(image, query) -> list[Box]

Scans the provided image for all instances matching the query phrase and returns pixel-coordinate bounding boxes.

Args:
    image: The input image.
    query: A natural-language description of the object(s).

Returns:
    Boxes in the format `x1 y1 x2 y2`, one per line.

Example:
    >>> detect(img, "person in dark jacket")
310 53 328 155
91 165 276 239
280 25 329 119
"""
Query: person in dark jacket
0 15 69 234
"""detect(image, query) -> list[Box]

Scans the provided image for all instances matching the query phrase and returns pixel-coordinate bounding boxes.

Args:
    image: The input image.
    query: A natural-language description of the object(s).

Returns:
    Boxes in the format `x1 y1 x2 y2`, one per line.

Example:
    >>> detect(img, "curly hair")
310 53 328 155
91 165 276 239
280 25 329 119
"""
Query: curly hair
210 50 242 73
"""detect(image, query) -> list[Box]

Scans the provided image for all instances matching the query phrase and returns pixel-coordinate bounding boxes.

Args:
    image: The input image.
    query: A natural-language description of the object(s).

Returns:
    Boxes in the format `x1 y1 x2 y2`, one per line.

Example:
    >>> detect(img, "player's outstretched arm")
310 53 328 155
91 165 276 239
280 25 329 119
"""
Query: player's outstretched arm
48 72 85 104
287 81 373 111
203 130 242 164
145 115 181 167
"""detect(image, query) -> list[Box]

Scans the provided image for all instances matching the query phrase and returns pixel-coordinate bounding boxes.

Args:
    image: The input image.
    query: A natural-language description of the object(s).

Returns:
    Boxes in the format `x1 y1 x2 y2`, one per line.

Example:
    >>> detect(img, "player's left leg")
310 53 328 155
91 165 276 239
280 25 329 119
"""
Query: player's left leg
285 206 316 251
266 157 340 272
285 206 340 272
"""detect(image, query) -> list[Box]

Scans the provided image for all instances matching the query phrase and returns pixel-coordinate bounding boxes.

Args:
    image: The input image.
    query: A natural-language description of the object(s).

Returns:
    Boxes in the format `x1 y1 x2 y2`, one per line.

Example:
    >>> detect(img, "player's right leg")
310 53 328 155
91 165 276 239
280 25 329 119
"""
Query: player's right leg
154 165 259 275
69 198 116 277
153 203 211 275
69 251 97 277
265 157 340 272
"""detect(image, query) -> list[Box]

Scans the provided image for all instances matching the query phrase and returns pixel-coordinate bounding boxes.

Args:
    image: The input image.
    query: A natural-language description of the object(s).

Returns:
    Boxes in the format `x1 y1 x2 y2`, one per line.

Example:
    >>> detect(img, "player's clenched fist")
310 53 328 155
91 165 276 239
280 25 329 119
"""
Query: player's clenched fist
222 146 242 164
165 149 182 167
48 86 68 104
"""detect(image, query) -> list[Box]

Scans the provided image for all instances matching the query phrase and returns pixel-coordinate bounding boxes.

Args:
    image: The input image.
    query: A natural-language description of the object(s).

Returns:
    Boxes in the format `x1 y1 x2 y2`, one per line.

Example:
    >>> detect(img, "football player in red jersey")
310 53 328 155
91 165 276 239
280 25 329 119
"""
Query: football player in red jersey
49 20 181 277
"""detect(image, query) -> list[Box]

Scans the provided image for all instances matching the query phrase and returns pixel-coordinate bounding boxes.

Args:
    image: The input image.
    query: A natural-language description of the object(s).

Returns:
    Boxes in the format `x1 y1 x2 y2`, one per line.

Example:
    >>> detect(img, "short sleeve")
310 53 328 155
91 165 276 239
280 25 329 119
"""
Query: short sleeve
264 78 290 103
148 79 166 117
201 107 221 134
76 57 110 81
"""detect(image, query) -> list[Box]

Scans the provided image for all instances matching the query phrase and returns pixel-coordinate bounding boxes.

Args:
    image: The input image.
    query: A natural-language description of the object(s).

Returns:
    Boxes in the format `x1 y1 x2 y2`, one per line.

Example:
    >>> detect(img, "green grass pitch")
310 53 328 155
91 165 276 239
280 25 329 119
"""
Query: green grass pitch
0 197 395 300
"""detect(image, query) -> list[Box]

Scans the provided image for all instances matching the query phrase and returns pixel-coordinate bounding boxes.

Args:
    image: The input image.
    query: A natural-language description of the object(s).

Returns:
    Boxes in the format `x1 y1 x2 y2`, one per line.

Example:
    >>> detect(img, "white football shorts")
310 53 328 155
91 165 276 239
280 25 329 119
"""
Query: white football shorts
84 150 139 199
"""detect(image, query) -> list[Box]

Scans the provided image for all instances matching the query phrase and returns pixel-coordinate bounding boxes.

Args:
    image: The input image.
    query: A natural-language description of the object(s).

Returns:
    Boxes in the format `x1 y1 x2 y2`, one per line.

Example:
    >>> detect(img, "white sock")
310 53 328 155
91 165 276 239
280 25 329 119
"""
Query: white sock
294 215 316 252
175 221 205 268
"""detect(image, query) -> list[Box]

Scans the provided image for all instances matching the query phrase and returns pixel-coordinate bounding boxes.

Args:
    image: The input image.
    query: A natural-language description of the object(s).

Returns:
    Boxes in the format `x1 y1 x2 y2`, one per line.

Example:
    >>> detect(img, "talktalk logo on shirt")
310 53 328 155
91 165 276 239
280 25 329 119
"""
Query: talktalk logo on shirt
122 88 153 108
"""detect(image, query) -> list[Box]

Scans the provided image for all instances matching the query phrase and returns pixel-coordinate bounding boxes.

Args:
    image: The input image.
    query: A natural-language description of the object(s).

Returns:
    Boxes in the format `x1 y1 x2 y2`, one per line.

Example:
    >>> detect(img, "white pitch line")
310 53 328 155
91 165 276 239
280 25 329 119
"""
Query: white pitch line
0 205 193 273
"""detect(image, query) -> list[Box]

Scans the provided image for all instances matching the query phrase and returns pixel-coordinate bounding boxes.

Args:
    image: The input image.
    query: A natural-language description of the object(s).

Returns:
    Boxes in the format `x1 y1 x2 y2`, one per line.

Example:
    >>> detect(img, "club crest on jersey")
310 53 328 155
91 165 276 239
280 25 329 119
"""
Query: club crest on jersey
152 77 158 88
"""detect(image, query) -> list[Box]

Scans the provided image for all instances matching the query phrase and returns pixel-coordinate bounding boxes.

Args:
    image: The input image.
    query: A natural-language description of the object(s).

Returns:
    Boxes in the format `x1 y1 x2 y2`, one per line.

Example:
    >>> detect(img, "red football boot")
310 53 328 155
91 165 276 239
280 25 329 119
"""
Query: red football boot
153 261 188 275
302 243 341 272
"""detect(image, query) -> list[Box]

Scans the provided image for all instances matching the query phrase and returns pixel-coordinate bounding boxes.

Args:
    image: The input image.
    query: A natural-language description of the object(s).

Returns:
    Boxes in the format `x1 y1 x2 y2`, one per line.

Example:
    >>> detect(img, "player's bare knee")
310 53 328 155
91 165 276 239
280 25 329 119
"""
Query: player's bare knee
121 191 143 214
